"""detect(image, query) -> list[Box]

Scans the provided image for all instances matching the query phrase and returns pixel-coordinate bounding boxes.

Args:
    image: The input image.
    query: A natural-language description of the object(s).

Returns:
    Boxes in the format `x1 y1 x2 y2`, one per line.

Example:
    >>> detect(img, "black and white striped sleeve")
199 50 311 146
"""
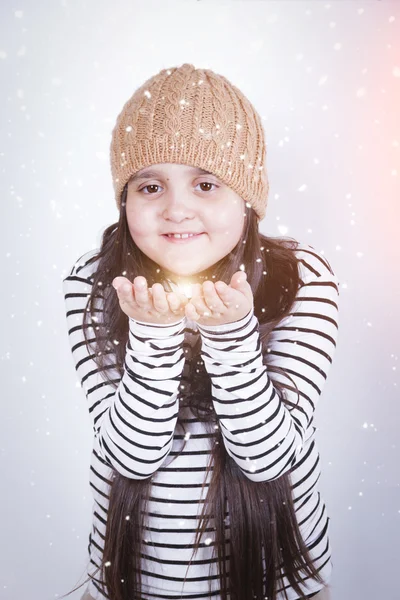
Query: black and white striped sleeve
62 252 187 479
196 246 340 483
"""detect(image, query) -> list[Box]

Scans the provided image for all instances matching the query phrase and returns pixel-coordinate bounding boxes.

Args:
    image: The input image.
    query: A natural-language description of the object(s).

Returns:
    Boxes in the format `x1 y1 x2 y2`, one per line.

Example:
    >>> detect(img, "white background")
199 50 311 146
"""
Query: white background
1 1 399 599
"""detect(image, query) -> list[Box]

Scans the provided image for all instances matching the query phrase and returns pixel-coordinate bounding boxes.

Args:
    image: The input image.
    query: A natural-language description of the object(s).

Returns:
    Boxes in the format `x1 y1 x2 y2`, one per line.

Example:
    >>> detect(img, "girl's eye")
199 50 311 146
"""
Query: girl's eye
138 182 218 195
138 184 161 194
197 182 218 192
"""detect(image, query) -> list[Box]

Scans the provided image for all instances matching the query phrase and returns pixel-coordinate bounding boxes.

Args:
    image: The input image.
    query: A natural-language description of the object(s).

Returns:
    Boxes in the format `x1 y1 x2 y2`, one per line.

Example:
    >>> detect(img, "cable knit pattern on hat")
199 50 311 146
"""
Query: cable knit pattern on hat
110 63 269 222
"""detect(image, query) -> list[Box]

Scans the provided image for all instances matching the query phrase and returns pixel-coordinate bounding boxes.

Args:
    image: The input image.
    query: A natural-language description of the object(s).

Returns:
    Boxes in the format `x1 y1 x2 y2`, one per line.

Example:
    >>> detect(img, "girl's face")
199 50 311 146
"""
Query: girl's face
126 163 246 285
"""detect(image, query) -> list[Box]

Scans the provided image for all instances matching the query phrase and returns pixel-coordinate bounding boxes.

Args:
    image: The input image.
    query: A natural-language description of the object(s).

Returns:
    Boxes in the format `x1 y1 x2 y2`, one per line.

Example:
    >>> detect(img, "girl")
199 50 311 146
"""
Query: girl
62 63 340 600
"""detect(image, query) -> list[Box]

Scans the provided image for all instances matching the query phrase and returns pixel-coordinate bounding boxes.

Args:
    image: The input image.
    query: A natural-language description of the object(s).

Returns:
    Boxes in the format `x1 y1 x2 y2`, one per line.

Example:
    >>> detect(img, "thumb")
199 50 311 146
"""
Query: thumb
233 271 247 286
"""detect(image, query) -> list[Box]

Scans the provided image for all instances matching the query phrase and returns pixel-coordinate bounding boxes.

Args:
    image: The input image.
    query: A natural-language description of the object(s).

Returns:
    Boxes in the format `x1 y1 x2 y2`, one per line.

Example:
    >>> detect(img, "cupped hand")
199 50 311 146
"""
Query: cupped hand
112 276 189 325
185 271 253 327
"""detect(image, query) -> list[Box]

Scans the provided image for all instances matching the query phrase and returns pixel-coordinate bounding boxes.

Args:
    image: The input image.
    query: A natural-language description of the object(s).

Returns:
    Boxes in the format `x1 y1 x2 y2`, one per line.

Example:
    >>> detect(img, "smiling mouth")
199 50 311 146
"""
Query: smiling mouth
162 233 205 243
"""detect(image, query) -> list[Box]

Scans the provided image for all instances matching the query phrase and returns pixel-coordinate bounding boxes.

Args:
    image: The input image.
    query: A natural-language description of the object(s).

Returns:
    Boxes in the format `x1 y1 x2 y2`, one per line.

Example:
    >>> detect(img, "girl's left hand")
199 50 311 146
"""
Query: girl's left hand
185 271 254 327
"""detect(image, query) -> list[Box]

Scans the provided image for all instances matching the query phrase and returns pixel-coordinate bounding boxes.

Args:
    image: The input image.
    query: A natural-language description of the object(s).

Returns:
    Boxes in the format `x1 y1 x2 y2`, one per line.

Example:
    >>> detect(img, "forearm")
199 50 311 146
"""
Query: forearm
197 308 302 482
97 316 187 479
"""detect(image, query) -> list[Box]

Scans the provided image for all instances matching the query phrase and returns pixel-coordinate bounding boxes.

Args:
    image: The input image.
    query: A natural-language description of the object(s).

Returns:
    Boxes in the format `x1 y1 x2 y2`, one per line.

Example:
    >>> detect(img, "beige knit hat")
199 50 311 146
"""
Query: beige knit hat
110 63 269 222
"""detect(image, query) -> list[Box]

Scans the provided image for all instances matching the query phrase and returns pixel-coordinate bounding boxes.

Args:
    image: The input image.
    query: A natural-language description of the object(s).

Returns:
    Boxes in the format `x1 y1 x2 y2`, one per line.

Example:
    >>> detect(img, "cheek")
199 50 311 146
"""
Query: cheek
208 209 244 238
126 206 154 238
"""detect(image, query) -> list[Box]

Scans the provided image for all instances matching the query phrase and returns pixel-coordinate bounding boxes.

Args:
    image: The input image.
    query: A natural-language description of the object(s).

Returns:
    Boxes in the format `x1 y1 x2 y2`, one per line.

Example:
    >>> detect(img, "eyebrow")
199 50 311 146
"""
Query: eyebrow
129 166 215 184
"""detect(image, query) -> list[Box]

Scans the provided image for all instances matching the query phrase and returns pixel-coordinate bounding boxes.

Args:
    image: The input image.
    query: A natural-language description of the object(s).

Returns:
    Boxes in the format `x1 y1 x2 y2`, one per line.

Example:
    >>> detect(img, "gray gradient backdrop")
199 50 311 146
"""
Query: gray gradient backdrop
1 1 399 599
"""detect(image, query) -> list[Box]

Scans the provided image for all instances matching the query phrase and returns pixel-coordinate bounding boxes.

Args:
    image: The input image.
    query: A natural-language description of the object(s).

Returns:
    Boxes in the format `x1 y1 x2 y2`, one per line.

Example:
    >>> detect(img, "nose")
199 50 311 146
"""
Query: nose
161 189 197 221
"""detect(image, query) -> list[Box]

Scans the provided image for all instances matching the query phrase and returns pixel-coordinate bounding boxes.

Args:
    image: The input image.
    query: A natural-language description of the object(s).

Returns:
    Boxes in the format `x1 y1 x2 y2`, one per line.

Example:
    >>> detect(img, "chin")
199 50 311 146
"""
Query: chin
162 267 207 282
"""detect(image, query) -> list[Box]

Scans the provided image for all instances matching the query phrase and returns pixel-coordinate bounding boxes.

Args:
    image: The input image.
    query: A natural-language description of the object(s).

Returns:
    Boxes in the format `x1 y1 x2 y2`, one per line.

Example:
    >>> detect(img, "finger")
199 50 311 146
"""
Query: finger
188 283 208 315
228 272 253 314
133 276 152 308
112 277 138 309
230 271 248 288
151 283 170 314
228 272 251 303
190 285 211 317
185 301 200 321
179 294 190 308
190 283 203 300
112 276 132 293
203 280 226 312
166 291 185 314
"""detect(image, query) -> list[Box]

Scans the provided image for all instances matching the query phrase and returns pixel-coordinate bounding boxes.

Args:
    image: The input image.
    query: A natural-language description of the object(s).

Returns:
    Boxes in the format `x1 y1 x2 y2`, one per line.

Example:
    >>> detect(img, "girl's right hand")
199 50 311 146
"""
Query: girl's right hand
112 276 189 325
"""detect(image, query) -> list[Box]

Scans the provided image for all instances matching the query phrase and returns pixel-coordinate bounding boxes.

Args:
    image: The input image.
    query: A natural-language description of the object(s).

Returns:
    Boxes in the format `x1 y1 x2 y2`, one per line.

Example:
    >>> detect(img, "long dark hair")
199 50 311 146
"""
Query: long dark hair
63 184 329 600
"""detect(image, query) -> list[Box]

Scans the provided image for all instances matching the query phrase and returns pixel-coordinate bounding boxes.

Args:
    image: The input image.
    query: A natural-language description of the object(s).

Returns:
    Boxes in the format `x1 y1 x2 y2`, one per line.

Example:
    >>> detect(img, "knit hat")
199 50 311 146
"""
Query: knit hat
110 63 269 222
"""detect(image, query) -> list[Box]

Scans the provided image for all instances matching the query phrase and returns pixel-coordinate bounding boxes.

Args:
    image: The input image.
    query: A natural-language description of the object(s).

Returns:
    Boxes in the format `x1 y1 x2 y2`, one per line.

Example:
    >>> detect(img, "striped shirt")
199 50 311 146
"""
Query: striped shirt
62 241 340 600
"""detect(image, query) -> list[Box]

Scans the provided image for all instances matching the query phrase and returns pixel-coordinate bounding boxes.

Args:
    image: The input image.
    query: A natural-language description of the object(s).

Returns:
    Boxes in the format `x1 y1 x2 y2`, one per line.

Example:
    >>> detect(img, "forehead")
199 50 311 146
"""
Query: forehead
129 164 214 183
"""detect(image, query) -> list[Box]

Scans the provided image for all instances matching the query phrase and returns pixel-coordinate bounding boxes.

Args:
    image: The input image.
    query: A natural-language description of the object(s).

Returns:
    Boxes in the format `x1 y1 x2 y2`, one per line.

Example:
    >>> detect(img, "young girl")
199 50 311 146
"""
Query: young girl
62 63 340 600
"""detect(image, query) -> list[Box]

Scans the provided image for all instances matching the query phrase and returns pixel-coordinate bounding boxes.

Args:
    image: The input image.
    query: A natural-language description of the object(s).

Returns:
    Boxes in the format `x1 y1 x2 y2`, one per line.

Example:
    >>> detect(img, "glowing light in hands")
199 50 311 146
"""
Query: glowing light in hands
177 284 193 299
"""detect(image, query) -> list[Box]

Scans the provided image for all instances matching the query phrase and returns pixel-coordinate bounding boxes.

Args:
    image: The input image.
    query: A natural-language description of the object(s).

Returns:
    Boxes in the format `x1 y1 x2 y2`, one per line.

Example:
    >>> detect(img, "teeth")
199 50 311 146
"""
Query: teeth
168 233 196 239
